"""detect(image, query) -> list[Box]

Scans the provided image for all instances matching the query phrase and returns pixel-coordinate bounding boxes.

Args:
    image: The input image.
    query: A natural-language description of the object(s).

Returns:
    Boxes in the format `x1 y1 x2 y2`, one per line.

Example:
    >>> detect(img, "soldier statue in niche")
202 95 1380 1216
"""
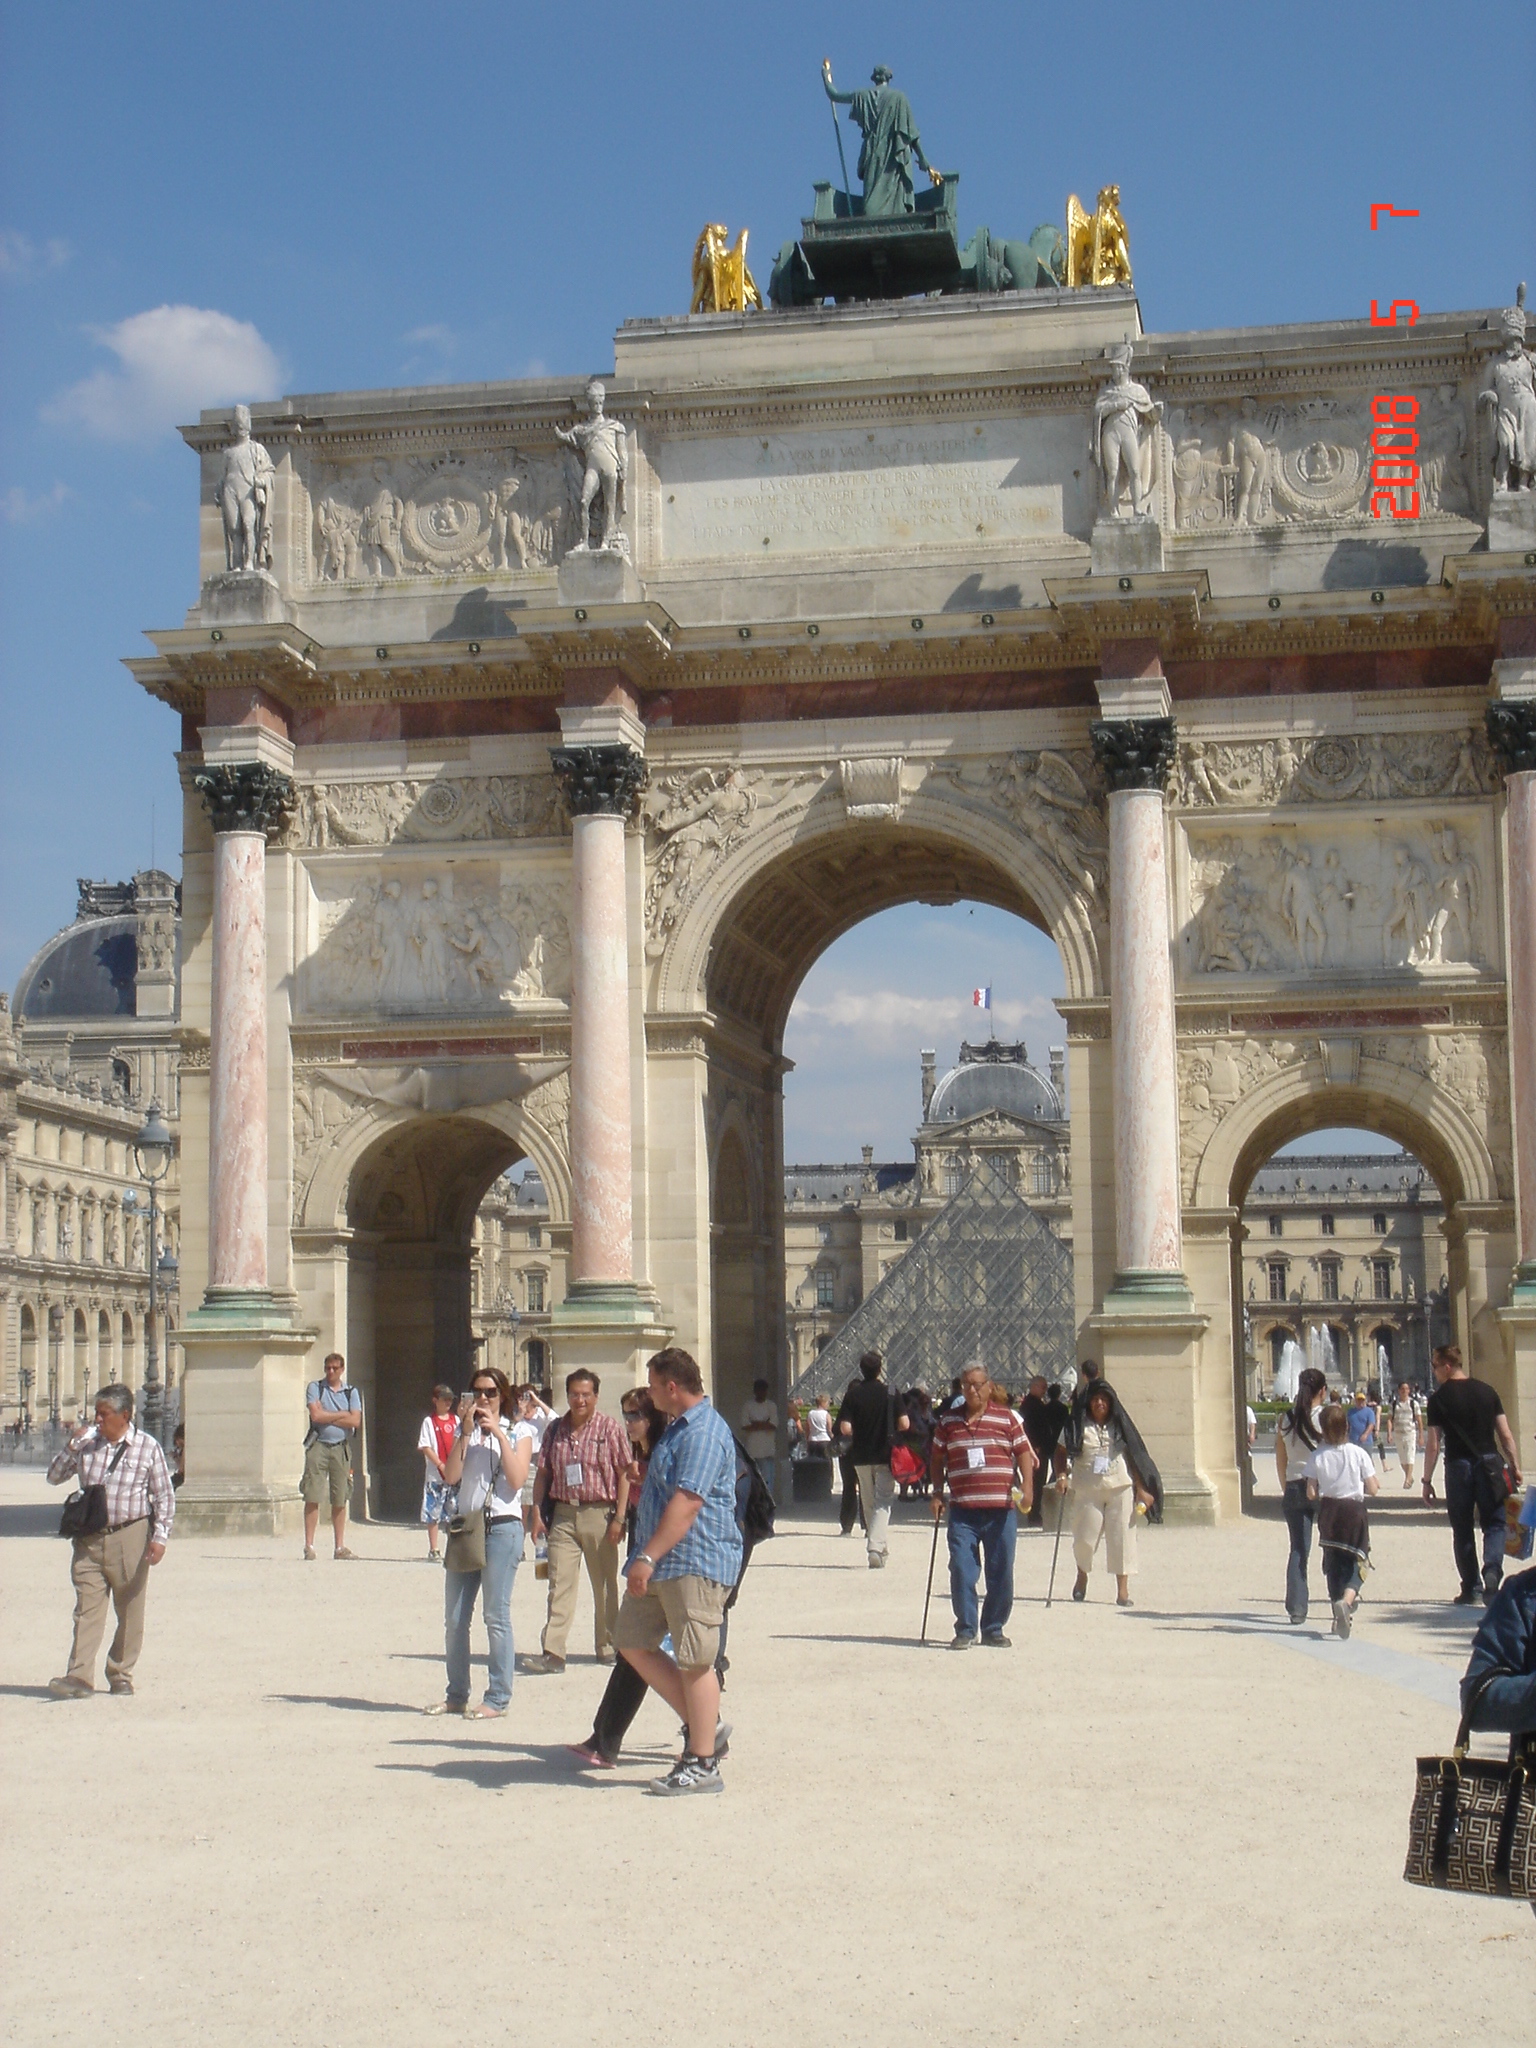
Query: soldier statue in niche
557 378 628 552
218 404 276 572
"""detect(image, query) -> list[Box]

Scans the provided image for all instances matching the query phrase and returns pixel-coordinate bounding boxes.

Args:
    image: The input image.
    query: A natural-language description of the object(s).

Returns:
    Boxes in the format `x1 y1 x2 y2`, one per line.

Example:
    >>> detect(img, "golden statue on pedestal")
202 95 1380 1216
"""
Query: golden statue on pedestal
1066 185 1133 289
690 223 763 313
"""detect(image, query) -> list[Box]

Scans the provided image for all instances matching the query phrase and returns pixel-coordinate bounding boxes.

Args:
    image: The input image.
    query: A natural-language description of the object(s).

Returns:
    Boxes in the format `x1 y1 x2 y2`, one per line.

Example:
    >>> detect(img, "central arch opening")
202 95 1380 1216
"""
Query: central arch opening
702 818 1078 1424
345 1114 538 1517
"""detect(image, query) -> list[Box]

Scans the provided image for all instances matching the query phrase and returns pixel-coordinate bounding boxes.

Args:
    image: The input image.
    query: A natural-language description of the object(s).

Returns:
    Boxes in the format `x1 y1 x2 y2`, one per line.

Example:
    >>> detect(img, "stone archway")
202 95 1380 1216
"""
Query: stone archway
1183 1049 1514 1511
652 788 1090 1424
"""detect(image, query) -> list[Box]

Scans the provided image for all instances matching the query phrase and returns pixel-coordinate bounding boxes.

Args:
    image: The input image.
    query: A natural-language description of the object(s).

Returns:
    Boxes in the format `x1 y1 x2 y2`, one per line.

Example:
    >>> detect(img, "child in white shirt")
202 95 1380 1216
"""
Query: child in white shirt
1304 1404 1381 1640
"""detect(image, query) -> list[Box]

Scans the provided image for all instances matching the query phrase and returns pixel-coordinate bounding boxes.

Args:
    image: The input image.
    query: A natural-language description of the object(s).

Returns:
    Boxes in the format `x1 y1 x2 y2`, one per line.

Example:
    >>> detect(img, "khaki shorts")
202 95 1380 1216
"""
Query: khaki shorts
614 1572 730 1672
302 1439 352 1509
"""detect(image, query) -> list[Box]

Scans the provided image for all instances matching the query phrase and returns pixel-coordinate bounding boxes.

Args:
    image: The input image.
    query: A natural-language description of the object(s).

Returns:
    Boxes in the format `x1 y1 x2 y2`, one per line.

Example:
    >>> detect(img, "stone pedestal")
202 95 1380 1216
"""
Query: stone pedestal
1091 515 1165 577
198 569 291 626
1488 490 1536 557
557 548 644 606
174 1293 317 1535
1086 1304 1219 1522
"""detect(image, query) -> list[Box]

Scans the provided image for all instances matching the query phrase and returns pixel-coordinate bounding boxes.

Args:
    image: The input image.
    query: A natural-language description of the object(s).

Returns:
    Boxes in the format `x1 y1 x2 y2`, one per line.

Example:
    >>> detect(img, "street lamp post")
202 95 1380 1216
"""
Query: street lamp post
47 1306 62 1429
492 1284 522 1380
18 1365 33 1433
129 1101 174 1446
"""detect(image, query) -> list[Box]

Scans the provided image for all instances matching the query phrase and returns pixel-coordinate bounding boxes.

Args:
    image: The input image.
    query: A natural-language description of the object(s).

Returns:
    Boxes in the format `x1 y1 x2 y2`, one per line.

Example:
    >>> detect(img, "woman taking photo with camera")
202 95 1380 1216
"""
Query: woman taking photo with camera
426 1366 537 1720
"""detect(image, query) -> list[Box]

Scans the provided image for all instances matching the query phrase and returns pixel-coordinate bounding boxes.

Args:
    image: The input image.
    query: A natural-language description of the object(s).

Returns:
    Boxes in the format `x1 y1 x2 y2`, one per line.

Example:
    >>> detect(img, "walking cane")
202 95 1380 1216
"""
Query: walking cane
920 1504 942 1643
1045 1481 1068 1609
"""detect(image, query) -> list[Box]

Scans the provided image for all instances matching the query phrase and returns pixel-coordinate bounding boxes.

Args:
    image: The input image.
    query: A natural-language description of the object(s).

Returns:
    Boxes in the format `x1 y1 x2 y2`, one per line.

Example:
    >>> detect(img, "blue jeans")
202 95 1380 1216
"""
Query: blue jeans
445 1516 524 1710
754 1457 776 1497
947 1505 1016 1638
1283 1479 1315 1619
1444 1458 1506 1595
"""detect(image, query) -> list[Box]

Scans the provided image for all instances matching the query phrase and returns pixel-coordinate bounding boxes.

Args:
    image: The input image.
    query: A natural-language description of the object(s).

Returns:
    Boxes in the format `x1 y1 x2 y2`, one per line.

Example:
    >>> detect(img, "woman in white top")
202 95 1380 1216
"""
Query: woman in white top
805 1394 834 1459
1389 1381 1420 1487
1304 1402 1381 1639
428 1367 536 1718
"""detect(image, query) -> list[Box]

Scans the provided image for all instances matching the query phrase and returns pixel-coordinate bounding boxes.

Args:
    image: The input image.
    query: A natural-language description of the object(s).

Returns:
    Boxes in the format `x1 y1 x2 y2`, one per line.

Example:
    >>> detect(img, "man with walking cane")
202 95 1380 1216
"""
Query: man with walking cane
928 1364 1036 1650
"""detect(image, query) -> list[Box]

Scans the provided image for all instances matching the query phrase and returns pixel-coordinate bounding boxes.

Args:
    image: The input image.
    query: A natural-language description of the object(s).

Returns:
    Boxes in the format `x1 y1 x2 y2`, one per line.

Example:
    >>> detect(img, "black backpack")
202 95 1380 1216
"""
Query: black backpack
732 1433 777 1545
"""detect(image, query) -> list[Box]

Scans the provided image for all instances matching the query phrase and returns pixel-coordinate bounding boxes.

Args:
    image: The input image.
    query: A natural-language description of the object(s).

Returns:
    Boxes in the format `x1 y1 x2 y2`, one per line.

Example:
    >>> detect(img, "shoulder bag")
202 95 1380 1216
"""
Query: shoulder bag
445 1439 491 1574
1404 1669 1535 1900
58 1439 129 1539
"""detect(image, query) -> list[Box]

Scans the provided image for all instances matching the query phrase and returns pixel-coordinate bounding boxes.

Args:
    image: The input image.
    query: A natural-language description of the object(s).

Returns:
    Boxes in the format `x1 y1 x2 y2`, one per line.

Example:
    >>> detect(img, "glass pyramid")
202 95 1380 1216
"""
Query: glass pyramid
790 1154 1074 1402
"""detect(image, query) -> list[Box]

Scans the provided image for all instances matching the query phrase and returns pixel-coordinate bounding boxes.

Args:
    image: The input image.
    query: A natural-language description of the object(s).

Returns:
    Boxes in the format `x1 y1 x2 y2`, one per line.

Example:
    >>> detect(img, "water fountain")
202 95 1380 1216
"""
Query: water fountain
1274 1338 1304 1403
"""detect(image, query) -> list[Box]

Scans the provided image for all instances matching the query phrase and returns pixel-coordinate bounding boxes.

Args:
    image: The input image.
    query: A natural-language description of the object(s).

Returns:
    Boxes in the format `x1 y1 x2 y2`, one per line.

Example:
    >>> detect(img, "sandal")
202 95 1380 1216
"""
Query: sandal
424 1701 466 1716
333 1547 359 1561
466 1703 506 1719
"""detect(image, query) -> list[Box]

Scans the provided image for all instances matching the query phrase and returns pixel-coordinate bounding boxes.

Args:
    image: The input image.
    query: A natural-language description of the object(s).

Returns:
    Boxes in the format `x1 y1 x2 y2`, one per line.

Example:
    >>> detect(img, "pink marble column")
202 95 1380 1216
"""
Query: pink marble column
208 831 269 1288
1505 768 1536 1267
194 760 295 1297
553 743 646 1289
570 810 633 1283
1095 718 1185 1288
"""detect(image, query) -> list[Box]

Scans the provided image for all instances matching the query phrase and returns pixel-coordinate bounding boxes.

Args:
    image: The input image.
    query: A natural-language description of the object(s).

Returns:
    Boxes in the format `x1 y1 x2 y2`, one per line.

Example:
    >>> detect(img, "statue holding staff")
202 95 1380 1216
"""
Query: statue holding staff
821 60 942 218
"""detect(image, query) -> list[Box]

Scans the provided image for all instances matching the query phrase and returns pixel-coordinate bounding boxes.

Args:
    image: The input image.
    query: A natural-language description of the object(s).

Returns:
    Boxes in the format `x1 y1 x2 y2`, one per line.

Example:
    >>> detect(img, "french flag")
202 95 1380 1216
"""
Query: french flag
972 986 991 1011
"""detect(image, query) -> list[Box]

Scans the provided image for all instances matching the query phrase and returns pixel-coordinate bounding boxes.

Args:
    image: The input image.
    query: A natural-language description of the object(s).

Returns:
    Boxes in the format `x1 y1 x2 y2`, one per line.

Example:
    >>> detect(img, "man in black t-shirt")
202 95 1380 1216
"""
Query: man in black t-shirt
1423 1345 1525 1604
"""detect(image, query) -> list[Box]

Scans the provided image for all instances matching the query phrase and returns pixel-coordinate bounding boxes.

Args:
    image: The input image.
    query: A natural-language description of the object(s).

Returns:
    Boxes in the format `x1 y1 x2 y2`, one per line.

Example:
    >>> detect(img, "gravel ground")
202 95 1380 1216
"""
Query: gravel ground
2 1468 1531 2047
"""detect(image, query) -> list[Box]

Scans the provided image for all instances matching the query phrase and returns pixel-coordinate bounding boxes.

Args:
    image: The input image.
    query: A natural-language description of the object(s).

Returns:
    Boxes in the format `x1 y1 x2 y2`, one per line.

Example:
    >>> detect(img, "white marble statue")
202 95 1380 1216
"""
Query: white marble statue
1478 296 1536 494
1091 344 1162 518
218 404 277 572
557 378 628 551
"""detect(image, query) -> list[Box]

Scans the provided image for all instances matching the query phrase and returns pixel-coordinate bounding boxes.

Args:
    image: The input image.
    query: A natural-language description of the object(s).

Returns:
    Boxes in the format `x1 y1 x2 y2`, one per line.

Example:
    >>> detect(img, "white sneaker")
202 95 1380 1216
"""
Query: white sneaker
647 1753 723 1796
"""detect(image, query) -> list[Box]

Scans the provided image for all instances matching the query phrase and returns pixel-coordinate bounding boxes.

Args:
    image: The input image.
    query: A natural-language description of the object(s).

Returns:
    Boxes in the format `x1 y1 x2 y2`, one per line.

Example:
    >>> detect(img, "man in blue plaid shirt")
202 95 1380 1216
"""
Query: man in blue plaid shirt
615 1347 743 1796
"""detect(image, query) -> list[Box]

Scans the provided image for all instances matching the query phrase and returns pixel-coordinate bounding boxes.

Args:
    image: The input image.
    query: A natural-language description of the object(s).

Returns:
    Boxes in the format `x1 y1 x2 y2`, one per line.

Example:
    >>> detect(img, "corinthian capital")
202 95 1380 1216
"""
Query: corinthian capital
1486 701 1536 779
192 761 297 837
1090 716 1178 794
550 743 647 818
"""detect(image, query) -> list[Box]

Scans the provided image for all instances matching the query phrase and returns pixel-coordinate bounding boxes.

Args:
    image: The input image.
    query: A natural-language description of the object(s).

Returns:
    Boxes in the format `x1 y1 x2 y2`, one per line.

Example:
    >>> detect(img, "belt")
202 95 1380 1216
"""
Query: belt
486 1513 523 1526
105 1515 149 1535
552 1497 617 1510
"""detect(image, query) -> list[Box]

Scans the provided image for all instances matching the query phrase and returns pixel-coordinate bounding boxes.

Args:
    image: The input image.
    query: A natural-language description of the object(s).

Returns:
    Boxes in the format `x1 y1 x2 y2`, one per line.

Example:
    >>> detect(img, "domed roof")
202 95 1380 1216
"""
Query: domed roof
15 918 141 1021
927 1040 1061 1126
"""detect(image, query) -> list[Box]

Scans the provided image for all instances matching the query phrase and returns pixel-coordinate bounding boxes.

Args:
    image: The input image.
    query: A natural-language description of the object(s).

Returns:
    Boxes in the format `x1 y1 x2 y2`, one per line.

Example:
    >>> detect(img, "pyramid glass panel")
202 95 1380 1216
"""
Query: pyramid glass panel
790 1155 1073 1401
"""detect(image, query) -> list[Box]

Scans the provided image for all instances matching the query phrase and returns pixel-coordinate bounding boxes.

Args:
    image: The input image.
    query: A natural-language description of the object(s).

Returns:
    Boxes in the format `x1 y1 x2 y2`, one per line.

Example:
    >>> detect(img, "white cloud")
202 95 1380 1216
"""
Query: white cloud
42 305 282 440
789 986 1061 1043
0 230 70 278
403 322 454 350
1 481 71 523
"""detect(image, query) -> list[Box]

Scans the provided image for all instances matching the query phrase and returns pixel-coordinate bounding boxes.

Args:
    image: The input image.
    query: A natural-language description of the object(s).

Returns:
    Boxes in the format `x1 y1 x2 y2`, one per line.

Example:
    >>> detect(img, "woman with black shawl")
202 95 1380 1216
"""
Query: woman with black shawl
1274 1365 1327 1625
1053 1378 1161 1607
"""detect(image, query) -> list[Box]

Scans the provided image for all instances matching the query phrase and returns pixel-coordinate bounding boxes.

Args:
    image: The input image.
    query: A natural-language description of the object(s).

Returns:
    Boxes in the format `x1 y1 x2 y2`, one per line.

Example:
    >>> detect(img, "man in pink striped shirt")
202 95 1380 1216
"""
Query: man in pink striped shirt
46 1384 175 1698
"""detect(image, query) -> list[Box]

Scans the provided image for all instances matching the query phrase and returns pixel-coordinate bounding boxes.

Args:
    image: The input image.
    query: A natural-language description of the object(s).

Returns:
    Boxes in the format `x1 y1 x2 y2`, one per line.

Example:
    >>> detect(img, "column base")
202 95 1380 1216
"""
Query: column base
1086 1297 1231 1524
549 1283 672 1408
176 1291 317 1537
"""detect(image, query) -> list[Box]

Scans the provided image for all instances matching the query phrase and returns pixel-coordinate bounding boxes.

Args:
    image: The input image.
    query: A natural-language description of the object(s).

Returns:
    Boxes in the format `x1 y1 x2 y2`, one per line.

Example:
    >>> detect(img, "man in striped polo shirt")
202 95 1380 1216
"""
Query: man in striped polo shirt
931 1363 1036 1650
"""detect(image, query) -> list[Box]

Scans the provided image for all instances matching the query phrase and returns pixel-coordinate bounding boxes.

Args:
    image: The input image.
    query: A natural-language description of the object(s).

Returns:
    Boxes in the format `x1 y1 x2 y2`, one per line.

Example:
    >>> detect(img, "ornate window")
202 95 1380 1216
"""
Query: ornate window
1373 1258 1393 1300
527 1225 542 1249
1373 1213 1388 1234
1319 1260 1341 1303
525 1270 545 1314
1267 1259 1288 1301
1320 1214 1335 1236
815 1267 835 1308
1268 1215 1283 1237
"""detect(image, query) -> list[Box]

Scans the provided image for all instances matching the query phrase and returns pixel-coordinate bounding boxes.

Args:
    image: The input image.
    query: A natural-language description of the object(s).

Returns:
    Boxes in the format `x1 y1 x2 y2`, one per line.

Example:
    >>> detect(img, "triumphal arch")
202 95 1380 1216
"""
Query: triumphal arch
129 266 1536 1531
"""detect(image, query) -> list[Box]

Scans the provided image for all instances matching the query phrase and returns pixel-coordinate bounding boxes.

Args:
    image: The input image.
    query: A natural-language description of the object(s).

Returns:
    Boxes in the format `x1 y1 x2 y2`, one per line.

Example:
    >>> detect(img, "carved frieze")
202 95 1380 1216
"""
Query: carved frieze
302 864 570 1015
1183 822 1487 978
307 449 580 582
522 1070 571 1164
1178 729 1494 809
280 774 564 849
1165 386 1474 532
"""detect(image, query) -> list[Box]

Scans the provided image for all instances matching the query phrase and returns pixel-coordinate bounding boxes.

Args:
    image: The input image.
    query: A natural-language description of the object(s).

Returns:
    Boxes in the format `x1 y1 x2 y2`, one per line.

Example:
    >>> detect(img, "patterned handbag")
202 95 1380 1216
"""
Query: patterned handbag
1404 1670 1535 1900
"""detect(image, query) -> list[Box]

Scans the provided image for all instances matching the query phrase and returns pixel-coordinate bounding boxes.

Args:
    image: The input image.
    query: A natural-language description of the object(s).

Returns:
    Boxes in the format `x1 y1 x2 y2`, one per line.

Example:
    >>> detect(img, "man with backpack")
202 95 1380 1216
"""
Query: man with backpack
302 1352 362 1561
835 1351 896 1568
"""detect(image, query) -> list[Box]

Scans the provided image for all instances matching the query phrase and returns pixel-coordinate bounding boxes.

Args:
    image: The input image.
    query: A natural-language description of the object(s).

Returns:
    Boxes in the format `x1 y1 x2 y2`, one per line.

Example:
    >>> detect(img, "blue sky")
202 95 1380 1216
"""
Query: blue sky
3 1 1531 1157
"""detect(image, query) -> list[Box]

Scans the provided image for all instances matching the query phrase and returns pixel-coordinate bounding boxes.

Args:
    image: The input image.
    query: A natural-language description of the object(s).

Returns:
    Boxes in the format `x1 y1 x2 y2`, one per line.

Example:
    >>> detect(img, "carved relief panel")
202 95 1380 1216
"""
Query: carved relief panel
1178 815 1495 982
296 858 571 1016
303 448 582 583
1164 384 1476 532
279 773 564 849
